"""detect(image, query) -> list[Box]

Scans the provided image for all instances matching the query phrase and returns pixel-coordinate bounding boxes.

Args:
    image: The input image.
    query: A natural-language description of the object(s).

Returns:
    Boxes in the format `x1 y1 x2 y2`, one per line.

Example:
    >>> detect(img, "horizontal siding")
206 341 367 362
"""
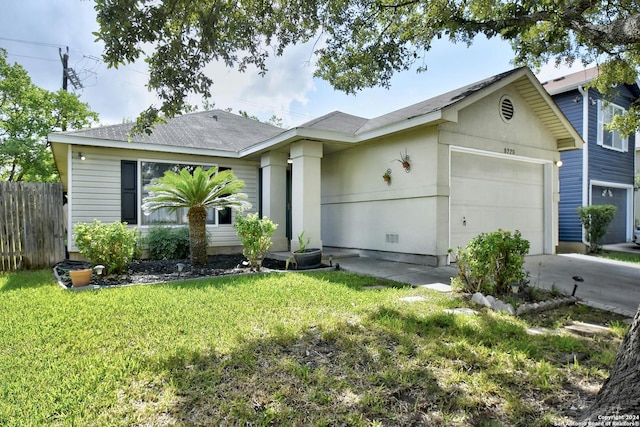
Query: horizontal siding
587 87 635 185
554 91 585 242
69 146 259 251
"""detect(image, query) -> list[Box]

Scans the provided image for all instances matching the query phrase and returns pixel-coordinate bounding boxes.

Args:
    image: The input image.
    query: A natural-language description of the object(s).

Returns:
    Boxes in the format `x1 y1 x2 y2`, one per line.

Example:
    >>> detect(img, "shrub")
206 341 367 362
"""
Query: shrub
452 229 530 296
234 213 277 271
145 226 190 260
576 204 617 253
73 220 139 274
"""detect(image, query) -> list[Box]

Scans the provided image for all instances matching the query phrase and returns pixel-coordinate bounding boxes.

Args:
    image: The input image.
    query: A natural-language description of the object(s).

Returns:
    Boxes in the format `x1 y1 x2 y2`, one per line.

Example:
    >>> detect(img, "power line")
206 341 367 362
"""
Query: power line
5 52 59 62
0 36 65 49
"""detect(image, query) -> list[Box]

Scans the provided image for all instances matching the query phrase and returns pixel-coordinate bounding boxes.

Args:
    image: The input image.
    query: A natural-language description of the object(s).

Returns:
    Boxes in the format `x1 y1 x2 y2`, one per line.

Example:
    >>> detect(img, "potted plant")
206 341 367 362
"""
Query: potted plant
69 268 92 287
383 169 392 185
291 231 322 269
394 149 411 172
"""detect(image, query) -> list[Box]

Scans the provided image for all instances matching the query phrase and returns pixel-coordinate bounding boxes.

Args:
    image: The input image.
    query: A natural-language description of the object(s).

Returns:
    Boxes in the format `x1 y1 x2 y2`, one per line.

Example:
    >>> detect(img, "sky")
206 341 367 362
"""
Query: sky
1 0 587 129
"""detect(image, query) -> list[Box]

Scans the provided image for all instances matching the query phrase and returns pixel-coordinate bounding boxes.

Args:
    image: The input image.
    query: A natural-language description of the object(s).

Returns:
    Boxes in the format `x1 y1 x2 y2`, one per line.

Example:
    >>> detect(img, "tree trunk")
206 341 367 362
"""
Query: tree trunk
580 306 640 421
187 206 208 265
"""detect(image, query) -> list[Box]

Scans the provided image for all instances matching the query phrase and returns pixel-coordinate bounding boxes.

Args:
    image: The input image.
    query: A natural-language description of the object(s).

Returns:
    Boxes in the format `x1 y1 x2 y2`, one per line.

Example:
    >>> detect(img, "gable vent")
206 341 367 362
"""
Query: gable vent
499 96 514 122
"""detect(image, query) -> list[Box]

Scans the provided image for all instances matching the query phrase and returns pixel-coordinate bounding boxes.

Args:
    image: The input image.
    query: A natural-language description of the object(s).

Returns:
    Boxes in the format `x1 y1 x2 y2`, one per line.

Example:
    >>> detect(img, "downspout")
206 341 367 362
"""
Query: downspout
578 85 589 245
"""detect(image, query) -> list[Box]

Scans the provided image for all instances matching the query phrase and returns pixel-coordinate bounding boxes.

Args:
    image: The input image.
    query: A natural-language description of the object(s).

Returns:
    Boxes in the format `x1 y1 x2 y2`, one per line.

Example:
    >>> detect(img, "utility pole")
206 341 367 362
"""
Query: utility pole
59 47 69 91
58 46 82 92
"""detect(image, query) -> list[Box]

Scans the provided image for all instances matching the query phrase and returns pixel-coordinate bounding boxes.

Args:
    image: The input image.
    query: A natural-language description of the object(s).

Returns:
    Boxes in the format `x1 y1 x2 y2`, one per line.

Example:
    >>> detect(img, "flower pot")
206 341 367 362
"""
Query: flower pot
293 249 322 269
69 268 92 287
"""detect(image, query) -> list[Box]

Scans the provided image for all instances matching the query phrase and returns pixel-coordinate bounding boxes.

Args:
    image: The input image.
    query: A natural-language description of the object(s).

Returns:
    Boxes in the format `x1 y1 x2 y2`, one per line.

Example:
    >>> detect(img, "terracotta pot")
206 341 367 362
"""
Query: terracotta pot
69 268 92 287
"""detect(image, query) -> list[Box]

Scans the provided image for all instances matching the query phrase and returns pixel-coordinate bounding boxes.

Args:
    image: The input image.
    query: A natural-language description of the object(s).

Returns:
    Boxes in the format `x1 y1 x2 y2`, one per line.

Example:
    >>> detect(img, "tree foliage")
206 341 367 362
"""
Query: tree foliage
141 166 251 265
0 49 98 182
94 0 640 133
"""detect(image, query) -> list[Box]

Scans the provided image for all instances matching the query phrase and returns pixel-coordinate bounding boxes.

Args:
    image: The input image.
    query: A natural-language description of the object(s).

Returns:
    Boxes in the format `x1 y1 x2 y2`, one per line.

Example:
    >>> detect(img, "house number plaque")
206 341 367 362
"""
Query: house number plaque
503 148 516 155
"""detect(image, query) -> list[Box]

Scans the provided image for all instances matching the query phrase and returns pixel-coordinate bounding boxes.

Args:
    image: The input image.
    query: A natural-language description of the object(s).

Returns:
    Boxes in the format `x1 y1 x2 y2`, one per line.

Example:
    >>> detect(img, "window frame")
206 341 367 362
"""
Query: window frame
138 159 232 228
597 100 628 152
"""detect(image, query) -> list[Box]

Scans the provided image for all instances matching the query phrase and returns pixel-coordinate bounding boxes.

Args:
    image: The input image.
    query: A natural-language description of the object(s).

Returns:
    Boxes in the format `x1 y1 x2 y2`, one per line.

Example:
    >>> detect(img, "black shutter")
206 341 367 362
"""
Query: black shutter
121 160 138 224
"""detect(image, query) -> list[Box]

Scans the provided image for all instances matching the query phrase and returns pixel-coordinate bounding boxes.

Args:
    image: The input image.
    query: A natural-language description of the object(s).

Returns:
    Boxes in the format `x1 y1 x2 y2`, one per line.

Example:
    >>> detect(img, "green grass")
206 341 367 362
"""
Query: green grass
0 269 628 426
596 249 640 263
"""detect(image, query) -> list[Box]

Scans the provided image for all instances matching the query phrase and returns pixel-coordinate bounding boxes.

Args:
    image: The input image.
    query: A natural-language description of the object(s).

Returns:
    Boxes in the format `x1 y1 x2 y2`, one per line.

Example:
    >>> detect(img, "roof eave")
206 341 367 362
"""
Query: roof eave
47 133 241 158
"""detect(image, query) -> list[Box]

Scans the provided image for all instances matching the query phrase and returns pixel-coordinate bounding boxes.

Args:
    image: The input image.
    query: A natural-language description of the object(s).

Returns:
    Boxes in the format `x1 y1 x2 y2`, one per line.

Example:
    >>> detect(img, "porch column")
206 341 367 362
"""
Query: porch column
260 151 289 251
290 140 323 250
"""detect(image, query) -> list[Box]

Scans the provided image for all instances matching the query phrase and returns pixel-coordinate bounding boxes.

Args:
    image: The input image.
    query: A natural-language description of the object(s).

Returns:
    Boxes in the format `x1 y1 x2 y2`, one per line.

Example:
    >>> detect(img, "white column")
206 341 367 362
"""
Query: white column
260 151 289 251
290 140 323 250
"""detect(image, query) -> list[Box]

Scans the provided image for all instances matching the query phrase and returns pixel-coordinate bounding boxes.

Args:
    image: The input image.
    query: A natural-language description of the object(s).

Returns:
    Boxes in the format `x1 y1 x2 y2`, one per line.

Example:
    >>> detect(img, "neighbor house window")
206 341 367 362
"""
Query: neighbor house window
597 101 628 151
140 161 232 226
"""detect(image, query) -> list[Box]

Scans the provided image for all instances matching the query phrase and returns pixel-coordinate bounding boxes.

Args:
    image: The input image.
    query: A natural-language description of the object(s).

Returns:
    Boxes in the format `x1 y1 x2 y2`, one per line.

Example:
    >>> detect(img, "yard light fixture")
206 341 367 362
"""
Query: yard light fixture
510 282 521 294
93 265 105 275
176 263 185 278
572 275 583 297
78 152 86 160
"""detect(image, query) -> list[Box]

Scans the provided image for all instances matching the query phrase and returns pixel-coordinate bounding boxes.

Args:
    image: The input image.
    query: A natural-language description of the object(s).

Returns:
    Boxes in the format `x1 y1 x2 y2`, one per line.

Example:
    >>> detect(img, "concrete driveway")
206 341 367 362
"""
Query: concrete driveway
336 252 639 318
524 254 639 317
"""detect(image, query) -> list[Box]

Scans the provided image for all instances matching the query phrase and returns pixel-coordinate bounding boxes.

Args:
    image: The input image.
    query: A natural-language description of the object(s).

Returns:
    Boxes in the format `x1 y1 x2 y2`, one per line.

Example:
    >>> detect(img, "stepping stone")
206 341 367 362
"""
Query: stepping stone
526 327 554 336
564 321 611 337
444 308 478 316
399 296 427 303
415 283 452 292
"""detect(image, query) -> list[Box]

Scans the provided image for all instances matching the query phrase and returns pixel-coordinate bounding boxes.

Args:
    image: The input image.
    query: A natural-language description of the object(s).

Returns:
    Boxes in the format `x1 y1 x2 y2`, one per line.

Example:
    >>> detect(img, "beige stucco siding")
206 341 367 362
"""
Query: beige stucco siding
439 86 561 160
68 146 259 252
321 127 442 256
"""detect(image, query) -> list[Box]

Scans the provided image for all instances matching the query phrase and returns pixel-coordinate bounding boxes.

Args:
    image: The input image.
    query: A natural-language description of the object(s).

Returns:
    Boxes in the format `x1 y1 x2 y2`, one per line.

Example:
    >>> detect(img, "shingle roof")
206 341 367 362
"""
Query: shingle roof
540 67 600 94
355 68 523 134
297 111 369 134
58 109 285 152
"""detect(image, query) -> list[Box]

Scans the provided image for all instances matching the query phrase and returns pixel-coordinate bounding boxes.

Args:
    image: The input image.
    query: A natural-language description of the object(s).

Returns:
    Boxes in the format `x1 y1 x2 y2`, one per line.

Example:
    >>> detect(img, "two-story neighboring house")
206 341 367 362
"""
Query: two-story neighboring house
543 68 639 252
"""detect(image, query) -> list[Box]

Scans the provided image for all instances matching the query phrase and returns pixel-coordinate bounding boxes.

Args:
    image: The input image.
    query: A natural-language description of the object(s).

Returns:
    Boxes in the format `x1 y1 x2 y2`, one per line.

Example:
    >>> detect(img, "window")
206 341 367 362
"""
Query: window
140 161 232 226
598 101 628 151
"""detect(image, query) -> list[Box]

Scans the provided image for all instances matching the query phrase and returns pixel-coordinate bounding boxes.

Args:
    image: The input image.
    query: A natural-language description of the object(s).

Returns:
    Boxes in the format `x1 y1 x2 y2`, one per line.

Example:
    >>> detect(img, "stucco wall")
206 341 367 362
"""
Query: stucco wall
67 145 259 253
321 126 443 258
320 83 563 262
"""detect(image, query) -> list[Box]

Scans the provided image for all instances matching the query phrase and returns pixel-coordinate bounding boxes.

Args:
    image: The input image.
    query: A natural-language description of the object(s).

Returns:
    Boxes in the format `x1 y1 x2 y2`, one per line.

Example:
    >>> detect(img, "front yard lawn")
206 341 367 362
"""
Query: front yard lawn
0 269 627 426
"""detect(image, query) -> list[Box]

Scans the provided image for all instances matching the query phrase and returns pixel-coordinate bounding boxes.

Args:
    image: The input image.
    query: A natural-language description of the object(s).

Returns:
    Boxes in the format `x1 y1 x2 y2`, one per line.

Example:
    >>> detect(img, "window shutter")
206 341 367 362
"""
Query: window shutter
121 160 138 224
597 100 604 146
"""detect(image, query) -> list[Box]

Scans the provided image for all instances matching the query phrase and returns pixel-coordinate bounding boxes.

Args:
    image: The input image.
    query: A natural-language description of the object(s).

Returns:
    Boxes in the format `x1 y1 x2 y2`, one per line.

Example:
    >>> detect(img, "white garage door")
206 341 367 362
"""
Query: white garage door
450 151 545 254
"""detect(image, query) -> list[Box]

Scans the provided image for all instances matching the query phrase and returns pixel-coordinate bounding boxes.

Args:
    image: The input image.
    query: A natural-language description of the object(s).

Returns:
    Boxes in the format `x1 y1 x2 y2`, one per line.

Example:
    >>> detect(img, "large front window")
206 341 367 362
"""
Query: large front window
140 161 231 226
598 101 628 151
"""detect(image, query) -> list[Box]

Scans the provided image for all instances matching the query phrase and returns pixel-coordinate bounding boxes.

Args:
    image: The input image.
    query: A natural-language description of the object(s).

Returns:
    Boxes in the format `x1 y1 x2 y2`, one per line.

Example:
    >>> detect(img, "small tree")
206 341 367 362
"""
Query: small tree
452 229 530 296
577 205 617 253
234 213 277 271
142 166 251 265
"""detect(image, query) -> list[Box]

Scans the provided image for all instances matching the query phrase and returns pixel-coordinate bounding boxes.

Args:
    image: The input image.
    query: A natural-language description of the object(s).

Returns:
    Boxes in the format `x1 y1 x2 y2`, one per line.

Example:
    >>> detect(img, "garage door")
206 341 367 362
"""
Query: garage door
450 151 545 254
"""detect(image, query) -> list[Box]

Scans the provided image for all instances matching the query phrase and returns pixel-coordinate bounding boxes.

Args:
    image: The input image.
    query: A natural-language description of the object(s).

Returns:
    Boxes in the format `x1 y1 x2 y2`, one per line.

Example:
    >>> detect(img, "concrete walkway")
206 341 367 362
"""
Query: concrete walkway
334 253 640 318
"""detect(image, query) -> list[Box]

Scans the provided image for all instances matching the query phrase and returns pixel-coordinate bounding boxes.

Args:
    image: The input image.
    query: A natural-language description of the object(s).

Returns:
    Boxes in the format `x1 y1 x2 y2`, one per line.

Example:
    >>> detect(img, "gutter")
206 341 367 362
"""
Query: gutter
578 85 590 246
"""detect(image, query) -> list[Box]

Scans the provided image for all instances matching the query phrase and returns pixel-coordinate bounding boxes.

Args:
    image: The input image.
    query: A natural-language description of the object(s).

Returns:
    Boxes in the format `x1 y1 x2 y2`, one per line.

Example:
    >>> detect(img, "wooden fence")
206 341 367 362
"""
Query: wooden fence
0 182 65 271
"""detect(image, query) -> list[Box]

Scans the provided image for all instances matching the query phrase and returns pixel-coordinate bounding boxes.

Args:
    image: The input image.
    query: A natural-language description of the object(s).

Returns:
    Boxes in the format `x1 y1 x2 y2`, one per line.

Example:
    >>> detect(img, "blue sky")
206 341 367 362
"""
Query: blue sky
1 1 584 128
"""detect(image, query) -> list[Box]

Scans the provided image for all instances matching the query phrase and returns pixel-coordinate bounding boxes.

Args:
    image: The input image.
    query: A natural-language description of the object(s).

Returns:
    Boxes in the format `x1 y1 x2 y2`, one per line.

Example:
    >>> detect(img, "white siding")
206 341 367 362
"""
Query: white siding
68 146 259 252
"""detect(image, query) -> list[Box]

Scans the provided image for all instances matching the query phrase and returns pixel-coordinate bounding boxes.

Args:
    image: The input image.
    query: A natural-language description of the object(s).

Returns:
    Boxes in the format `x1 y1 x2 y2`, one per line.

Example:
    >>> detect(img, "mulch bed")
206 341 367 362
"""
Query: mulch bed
54 254 288 289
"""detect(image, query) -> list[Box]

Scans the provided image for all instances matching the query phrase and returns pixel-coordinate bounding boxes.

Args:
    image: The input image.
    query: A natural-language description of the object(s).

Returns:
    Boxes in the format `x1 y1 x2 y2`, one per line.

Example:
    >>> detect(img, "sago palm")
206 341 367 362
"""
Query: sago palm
142 166 251 265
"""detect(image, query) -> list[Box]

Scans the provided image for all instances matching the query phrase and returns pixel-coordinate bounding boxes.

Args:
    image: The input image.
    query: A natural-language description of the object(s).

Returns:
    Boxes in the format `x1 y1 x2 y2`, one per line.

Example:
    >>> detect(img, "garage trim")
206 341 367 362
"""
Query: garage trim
449 145 555 256
589 179 634 241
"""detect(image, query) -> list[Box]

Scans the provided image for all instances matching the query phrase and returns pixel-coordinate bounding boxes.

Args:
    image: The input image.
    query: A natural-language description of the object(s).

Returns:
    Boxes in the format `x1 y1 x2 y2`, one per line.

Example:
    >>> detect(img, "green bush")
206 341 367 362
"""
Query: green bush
73 220 139 274
577 204 617 253
234 213 277 271
452 229 530 296
145 226 190 260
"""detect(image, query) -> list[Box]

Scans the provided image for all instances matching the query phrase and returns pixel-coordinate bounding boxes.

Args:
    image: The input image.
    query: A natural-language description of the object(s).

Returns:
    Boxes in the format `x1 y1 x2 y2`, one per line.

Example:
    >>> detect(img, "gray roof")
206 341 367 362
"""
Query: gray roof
297 111 369 134
356 68 524 134
58 109 285 152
